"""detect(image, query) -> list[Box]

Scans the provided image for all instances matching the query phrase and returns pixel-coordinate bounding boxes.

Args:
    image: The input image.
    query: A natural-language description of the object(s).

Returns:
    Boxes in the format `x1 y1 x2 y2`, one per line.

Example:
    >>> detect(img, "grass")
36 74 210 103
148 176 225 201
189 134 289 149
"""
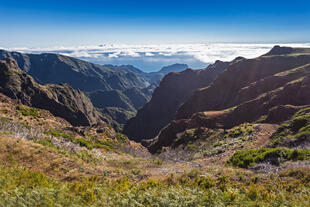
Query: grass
224 124 254 138
16 105 40 118
0 164 309 206
44 130 75 140
227 147 310 168
270 107 310 145
44 130 117 151
35 138 55 148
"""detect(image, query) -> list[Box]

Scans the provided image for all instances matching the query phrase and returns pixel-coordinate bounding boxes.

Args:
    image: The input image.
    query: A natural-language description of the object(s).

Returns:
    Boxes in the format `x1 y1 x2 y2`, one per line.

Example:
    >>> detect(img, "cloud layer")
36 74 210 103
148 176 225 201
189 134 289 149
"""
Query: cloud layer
2 43 310 72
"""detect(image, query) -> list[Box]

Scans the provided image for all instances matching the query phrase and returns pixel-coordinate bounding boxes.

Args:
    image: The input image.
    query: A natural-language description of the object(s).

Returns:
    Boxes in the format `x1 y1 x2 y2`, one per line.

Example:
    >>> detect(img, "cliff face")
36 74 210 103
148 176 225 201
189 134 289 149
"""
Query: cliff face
123 60 230 141
148 46 310 153
0 58 101 126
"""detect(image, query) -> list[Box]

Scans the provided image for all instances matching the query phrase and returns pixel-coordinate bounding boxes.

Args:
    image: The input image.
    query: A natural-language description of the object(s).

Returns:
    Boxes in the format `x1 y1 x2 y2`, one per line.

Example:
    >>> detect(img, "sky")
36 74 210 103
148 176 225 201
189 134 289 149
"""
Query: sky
0 0 310 71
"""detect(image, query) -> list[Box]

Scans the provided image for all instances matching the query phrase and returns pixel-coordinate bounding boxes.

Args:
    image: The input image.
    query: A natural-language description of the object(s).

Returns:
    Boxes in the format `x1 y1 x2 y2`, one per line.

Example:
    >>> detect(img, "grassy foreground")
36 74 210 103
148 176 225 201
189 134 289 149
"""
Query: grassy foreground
0 164 309 207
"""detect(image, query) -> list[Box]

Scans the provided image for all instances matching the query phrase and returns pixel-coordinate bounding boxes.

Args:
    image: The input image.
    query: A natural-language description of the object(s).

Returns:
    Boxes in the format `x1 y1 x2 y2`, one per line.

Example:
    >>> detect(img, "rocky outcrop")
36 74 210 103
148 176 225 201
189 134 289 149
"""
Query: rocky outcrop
0 58 101 126
123 60 230 141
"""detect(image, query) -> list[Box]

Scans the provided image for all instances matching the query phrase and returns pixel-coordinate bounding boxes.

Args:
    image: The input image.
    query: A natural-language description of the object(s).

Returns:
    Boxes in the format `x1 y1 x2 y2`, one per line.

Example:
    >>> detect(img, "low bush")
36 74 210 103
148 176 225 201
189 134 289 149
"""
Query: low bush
227 147 310 168
16 105 40 118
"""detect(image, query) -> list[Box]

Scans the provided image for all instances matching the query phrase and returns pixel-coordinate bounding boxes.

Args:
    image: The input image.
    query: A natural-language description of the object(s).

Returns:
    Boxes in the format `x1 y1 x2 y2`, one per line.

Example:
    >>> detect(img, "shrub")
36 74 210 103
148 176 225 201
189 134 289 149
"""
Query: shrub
76 138 94 150
227 148 310 168
35 138 55 148
16 105 40 118
44 130 75 141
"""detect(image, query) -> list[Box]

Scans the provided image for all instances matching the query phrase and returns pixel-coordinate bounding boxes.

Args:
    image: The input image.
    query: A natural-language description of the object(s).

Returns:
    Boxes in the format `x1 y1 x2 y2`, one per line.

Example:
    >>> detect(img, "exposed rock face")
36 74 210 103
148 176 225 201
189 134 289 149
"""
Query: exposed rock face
148 46 310 153
123 60 230 141
0 58 101 126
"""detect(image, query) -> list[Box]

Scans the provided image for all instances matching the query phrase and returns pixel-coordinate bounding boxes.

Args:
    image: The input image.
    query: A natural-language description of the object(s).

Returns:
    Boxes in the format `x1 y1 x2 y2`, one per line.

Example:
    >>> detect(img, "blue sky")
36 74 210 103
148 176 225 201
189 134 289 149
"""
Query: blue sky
1 0 310 47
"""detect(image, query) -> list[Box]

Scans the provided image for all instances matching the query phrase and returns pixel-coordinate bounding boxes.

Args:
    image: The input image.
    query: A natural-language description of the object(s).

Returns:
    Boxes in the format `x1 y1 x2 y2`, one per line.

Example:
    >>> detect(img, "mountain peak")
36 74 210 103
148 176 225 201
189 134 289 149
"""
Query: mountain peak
158 63 189 75
263 45 294 56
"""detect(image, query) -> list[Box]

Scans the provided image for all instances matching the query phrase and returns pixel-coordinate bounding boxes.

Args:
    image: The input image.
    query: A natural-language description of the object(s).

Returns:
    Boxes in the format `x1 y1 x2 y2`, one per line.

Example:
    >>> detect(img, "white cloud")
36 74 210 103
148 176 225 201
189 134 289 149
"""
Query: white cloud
2 43 310 71
145 52 154 56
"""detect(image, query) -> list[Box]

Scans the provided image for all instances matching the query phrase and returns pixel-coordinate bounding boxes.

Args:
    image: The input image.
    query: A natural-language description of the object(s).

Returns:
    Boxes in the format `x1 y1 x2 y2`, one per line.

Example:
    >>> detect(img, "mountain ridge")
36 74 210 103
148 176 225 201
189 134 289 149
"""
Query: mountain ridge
123 60 229 141
0 58 102 126
146 46 310 153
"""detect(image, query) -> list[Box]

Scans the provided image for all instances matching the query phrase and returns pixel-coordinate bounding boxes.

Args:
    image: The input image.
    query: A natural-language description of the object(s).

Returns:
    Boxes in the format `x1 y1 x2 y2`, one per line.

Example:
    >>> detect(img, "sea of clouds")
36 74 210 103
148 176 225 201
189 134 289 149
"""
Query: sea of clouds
1 43 310 72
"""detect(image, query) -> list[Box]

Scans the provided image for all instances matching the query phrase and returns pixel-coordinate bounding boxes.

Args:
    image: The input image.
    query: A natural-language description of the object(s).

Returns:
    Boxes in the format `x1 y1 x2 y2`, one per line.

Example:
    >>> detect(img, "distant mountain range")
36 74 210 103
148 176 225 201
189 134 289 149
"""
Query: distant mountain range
0 49 189 129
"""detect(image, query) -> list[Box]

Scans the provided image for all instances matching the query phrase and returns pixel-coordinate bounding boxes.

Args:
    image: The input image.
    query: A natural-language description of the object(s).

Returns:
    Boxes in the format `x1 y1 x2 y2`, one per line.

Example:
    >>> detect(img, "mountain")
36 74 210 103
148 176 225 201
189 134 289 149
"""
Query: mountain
0 50 155 129
123 60 229 141
147 46 310 153
0 47 310 207
157 63 189 75
176 46 310 119
105 63 189 84
146 63 189 83
103 64 146 75
0 58 101 126
0 50 150 91
0 50 189 130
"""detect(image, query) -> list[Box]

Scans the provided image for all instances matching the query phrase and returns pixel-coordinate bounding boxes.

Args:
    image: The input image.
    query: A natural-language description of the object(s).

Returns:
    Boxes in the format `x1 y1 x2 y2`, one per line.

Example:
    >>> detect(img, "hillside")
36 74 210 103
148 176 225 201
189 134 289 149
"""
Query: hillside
0 58 101 126
0 47 310 206
146 46 310 153
0 50 149 91
123 60 229 141
0 50 190 130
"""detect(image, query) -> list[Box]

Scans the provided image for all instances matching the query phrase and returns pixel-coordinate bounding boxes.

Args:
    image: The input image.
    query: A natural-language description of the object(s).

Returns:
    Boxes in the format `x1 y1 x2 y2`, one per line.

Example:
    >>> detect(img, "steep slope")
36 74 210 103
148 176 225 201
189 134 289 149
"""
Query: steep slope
123 60 230 141
123 87 152 109
0 50 155 128
0 50 149 91
88 90 135 111
87 87 153 130
0 58 101 126
148 46 310 153
0 50 173 129
177 47 310 119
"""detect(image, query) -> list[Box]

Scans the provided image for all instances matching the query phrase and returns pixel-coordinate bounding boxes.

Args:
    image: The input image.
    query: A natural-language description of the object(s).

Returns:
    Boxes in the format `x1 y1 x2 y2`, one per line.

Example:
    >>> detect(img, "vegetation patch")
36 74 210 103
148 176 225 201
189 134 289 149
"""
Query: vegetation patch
270 107 310 145
227 147 310 168
224 123 254 138
1 163 309 207
16 105 40 118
